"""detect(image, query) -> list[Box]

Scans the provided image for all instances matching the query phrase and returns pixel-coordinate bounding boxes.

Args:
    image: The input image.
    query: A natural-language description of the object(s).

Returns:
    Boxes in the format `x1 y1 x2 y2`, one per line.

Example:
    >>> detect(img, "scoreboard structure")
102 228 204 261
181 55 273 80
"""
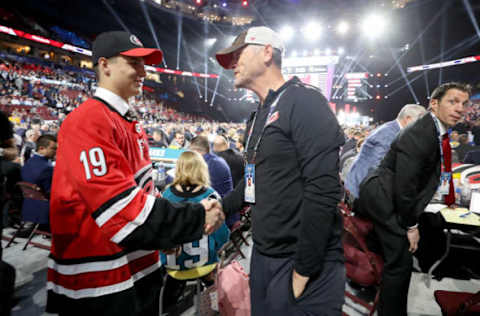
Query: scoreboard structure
282 55 340 101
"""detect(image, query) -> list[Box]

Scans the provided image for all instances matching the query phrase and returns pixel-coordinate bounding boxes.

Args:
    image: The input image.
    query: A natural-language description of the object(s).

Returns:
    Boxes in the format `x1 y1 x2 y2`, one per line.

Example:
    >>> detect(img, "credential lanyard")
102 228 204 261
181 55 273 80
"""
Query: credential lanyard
244 89 287 164
431 113 447 171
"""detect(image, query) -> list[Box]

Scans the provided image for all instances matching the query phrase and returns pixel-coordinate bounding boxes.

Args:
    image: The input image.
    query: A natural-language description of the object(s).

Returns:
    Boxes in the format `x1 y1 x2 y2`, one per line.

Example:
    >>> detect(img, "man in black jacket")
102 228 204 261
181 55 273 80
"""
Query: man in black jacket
358 82 471 316
216 26 345 315
213 134 244 188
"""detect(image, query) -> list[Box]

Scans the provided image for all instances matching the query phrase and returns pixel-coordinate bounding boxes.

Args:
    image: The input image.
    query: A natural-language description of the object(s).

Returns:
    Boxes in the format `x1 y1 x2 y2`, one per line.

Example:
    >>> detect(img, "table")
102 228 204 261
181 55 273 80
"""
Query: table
424 206 480 287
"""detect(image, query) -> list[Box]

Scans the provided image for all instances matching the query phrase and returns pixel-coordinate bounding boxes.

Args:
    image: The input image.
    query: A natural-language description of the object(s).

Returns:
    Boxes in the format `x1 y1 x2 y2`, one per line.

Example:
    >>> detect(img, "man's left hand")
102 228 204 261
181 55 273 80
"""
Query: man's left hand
292 269 309 299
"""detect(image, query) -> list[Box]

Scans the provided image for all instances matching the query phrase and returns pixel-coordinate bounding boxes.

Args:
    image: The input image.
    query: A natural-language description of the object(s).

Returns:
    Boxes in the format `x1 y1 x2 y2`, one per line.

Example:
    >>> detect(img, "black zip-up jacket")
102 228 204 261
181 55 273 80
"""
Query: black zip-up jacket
222 77 345 277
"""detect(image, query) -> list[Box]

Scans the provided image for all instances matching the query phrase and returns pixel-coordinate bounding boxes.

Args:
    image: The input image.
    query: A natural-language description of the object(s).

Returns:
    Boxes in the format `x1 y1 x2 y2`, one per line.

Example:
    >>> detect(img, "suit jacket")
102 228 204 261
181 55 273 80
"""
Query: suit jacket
463 149 480 164
345 120 401 198
21 153 53 223
216 149 244 188
358 113 441 234
455 143 475 163
203 152 233 198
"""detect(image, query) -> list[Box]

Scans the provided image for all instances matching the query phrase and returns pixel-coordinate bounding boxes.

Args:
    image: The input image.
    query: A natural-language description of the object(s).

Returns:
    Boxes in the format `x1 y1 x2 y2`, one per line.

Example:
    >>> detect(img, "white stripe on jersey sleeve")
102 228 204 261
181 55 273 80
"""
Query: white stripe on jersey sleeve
138 169 153 188
134 164 152 180
110 194 156 243
95 188 141 227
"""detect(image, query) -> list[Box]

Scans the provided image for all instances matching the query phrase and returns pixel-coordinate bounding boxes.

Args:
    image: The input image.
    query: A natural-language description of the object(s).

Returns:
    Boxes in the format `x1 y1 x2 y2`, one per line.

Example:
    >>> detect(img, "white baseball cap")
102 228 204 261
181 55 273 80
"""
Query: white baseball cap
215 26 285 69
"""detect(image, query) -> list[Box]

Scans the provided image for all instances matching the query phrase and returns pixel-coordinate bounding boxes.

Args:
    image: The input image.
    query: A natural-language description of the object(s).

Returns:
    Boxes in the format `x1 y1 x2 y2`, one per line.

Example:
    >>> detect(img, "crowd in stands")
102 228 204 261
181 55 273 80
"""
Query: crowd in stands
0 53 223 125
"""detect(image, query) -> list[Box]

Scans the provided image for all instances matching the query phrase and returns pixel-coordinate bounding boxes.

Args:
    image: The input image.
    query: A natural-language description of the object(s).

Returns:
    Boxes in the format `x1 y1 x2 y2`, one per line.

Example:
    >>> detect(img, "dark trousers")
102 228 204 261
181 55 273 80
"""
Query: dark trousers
250 247 345 316
374 224 412 316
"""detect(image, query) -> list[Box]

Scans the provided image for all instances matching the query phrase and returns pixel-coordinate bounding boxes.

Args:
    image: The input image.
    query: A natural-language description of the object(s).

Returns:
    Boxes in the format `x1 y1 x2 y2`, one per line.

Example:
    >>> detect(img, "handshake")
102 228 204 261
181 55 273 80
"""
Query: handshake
200 198 225 235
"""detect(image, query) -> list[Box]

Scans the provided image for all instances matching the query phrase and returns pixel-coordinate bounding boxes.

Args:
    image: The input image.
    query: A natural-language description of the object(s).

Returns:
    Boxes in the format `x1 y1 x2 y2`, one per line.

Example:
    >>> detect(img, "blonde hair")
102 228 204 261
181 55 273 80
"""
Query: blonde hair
171 151 210 187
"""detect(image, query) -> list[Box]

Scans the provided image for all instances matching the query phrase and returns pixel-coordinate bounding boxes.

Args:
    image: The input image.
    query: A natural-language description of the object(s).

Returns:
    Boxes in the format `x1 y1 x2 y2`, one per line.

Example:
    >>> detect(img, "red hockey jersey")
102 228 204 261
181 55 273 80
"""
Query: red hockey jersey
47 95 206 315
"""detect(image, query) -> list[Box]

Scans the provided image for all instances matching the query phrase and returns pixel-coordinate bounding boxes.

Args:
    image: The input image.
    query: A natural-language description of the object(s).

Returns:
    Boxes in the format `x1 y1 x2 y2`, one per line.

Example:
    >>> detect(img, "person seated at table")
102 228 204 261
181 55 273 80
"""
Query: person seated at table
160 151 230 310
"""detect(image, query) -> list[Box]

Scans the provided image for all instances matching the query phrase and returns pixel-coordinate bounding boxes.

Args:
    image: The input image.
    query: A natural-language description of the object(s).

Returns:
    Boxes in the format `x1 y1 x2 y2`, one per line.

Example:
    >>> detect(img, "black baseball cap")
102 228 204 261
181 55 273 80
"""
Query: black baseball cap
92 31 163 66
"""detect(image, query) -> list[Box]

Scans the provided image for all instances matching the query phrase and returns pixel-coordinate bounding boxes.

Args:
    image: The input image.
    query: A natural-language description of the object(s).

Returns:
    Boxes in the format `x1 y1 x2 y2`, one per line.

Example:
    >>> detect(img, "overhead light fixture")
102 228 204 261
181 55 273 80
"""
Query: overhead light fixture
279 25 294 42
302 22 321 41
337 21 349 35
362 14 387 39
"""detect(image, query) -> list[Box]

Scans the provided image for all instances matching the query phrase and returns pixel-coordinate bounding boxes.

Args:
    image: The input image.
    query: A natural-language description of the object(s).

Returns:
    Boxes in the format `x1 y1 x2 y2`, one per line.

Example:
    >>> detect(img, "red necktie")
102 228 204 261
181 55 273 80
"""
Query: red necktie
442 134 455 206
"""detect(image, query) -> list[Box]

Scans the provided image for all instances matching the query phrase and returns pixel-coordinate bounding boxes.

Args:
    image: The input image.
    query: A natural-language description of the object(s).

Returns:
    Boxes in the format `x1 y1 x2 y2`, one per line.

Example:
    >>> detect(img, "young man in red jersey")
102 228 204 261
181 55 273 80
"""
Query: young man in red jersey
47 31 224 316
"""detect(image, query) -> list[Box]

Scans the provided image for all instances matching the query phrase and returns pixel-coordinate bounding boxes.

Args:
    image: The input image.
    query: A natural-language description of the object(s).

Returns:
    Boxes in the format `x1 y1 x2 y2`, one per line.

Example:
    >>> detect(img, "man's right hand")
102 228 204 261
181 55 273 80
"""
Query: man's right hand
200 199 225 235
407 227 420 253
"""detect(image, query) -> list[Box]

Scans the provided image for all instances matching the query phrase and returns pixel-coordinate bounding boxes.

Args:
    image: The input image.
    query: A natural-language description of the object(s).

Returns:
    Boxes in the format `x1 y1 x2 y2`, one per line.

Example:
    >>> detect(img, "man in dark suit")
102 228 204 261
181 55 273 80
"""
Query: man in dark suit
189 135 233 199
213 134 244 188
21 134 57 228
358 82 471 316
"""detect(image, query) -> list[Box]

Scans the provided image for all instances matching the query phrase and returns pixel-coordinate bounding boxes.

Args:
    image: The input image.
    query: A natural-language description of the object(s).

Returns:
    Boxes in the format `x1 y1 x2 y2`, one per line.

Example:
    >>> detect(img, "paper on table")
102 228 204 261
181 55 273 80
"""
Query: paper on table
425 203 446 214
469 191 480 214
440 207 480 226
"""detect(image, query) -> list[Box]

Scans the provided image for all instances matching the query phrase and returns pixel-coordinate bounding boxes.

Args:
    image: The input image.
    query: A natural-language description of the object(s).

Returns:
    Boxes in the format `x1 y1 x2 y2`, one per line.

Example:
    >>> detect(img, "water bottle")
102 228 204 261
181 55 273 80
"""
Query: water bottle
453 173 462 205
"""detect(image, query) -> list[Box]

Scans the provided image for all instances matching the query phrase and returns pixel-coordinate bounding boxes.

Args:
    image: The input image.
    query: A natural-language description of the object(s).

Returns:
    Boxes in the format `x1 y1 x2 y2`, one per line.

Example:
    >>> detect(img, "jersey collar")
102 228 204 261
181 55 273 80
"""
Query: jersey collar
94 87 131 117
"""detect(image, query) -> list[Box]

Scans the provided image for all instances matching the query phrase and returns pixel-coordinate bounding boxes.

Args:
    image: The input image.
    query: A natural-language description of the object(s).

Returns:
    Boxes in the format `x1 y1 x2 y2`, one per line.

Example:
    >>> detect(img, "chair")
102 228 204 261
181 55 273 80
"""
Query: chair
161 263 217 316
339 202 383 316
434 290 480 316
229 220 250 259
6 181 51 250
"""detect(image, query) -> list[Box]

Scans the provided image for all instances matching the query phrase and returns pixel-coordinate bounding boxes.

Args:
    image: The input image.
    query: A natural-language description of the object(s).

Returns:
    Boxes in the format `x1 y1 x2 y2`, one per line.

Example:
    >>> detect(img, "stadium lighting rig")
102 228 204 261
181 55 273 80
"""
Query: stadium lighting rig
337 21 349 35
362 14 387 39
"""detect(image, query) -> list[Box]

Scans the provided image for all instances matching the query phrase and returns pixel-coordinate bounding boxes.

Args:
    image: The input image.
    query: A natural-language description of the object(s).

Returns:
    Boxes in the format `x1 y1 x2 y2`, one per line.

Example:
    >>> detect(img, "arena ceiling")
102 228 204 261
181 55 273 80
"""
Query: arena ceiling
4 0 480 121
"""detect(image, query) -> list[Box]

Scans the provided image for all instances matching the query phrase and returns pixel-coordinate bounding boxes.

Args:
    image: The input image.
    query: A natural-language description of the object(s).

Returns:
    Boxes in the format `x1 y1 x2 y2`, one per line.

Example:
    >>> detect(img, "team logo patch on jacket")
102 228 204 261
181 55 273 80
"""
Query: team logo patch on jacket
266 111 279 126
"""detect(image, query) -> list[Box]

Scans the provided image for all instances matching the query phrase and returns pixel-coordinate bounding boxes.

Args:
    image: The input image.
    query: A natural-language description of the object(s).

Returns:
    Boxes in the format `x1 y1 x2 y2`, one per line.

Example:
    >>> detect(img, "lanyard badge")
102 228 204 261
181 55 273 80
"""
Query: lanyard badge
431 113 452 197
243 89 287 204
244 164 256 203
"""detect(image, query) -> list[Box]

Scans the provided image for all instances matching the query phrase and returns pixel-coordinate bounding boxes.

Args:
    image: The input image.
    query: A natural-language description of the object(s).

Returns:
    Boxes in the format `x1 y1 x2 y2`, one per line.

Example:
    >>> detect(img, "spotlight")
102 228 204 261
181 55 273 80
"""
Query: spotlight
222 2 227 7
376 95 381 100
195 0 202 5
362 14 386 39
325 48 332 55
279 25 294 42
242 0 248 7
337 21 349 35
338 47 345 55
302 22 321 41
